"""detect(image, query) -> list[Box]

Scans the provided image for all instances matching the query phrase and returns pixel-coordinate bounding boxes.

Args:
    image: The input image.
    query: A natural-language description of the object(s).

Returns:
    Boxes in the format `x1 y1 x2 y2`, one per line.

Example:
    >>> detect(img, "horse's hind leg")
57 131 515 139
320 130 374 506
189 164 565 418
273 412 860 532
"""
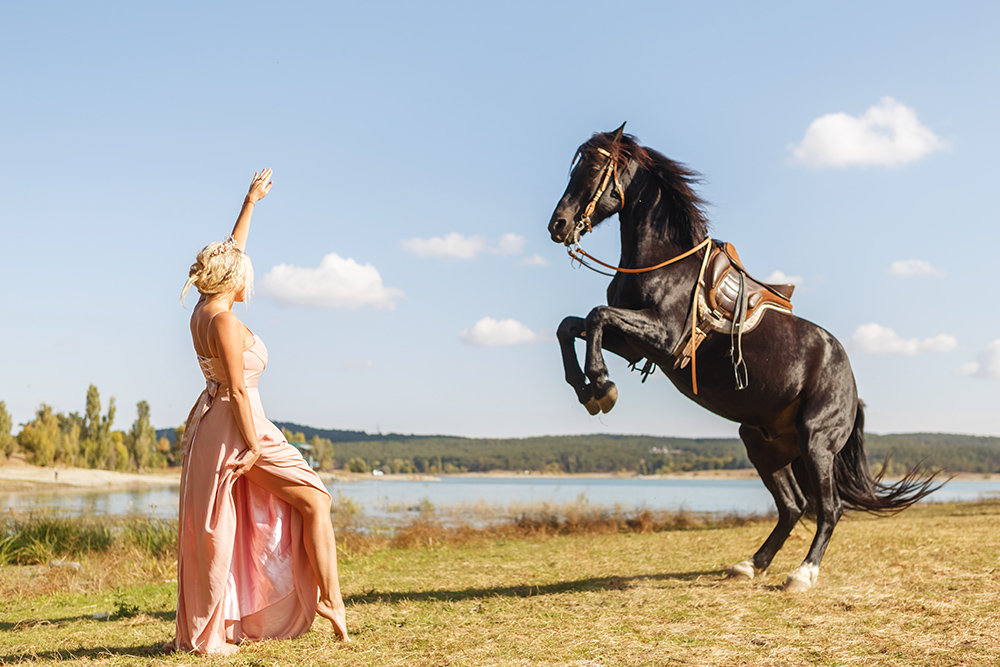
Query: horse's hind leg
783 408 852 593
729 426 805 580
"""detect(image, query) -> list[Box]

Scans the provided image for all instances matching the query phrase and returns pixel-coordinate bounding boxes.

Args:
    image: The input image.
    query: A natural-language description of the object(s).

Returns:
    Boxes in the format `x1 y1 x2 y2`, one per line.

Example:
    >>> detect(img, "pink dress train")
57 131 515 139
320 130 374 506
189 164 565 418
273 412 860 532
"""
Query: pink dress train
175 334 329 655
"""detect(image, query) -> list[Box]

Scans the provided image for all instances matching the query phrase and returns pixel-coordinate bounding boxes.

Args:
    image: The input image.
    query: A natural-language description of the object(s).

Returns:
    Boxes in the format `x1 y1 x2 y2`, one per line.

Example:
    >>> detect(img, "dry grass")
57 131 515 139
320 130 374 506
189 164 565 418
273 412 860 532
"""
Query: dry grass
2 501 1000 665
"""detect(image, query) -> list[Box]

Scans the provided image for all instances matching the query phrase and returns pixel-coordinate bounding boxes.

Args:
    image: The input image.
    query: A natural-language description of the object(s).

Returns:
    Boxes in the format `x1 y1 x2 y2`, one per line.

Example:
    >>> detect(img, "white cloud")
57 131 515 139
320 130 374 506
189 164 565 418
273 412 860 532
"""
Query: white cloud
402 232 485 259
494 233 525 256
763 269 802 285
343 359 374 371
851 323 957 355
522 254 549 267
958 340 1000 380
460 317 544 347
791 97 947 168
887 259 946 278
261 252 404 310
403 232 531 259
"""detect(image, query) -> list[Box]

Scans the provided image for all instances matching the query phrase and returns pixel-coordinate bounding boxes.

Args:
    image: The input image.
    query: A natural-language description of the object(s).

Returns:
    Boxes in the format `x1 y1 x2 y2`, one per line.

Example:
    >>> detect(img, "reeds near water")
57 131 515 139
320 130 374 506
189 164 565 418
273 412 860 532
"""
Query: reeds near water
0 516 176 565
2 498 769 564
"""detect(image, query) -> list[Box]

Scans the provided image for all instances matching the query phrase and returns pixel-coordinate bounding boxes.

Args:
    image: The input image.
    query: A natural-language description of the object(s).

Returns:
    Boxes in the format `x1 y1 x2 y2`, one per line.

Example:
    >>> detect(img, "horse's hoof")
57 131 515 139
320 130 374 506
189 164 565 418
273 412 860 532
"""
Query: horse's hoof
584 398 601 415
783 564 819 593
597 383 618 413
727 559 764 580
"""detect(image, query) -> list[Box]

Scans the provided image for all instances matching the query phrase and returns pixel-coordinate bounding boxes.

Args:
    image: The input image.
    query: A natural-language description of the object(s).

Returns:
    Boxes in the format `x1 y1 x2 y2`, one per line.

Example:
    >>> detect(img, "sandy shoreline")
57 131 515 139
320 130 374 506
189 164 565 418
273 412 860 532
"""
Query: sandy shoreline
0 459 180 494
1 463 761 493
2 460 996 495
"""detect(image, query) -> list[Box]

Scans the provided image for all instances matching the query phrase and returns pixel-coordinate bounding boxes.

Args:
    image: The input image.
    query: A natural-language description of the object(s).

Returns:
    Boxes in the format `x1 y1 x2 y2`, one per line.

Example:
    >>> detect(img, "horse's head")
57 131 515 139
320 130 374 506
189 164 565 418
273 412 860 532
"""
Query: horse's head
548 123 638 246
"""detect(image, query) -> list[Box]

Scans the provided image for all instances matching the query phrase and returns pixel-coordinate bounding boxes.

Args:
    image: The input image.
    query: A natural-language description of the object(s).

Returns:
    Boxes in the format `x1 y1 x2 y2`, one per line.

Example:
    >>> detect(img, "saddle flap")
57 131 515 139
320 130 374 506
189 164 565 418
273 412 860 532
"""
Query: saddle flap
704 241 794 320
767 282 795 300
677 240 796 394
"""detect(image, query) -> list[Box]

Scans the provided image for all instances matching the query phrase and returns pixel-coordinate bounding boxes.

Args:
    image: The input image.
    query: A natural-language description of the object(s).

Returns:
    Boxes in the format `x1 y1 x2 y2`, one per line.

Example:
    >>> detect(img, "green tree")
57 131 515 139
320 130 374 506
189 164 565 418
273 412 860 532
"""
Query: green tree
110 431 129 471
154 436 171 467
56 412 83 466
308 435 335 471
81 385 101 466
81 385 117 469
0 401 15 459
17 405 59 466
126 400 156 470
171 424 186 465
346 457 369 473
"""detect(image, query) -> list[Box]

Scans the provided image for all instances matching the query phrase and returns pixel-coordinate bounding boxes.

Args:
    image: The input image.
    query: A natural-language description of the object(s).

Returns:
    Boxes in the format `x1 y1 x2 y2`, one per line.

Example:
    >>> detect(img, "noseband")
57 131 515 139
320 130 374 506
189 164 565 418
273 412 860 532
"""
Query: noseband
572 147 626 238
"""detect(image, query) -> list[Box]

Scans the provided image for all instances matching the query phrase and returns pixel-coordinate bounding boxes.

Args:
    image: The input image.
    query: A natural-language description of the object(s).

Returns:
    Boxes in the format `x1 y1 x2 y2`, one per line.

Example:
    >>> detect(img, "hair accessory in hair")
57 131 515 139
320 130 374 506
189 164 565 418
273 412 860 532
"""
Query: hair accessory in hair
208 236 238 258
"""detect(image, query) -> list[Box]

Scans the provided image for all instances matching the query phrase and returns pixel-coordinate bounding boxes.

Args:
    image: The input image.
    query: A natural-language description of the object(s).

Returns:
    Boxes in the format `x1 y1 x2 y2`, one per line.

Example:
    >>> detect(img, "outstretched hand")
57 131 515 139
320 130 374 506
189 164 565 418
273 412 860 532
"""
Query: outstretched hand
246 168 273 204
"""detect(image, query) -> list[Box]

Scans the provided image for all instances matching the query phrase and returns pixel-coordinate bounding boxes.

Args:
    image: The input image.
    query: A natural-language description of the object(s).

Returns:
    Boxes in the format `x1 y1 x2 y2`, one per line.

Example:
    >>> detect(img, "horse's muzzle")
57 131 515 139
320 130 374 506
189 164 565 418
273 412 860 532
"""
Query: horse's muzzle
548 216 583 246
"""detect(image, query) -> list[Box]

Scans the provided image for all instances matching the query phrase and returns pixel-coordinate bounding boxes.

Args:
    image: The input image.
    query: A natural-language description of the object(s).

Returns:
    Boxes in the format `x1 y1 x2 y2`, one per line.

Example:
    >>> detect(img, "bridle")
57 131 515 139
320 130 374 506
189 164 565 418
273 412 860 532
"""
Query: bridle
570 147 625 241
565 146 710 276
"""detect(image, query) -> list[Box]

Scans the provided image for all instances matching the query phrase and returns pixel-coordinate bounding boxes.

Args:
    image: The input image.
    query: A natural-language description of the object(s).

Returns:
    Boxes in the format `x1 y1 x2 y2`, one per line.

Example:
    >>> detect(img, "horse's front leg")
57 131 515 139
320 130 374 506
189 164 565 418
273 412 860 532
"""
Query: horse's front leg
584 306 670 413
556 316 601 415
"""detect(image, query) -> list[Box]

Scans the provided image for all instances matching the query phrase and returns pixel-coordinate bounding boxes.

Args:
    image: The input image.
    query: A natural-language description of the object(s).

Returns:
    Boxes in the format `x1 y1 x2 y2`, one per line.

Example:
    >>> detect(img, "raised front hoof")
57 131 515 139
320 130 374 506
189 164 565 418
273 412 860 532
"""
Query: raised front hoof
583 397 601 415
596 383 618 413
783 564 819 593
727 559 765 580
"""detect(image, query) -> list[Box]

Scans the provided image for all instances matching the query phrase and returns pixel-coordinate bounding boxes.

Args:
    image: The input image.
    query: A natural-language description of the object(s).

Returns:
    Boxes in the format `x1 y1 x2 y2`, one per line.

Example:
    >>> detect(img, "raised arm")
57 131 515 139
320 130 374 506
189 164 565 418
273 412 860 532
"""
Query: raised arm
230 168 273 251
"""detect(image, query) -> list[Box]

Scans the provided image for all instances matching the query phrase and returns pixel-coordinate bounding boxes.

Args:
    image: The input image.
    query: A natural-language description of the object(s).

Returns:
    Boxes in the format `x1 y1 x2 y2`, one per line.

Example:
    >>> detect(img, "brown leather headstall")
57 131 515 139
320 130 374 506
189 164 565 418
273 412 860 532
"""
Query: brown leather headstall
572 147 626 239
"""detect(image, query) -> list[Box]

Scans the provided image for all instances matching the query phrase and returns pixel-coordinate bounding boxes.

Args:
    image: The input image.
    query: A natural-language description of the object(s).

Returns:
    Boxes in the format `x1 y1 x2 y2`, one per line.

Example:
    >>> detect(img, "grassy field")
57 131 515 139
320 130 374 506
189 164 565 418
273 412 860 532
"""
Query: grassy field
2 500 1000 665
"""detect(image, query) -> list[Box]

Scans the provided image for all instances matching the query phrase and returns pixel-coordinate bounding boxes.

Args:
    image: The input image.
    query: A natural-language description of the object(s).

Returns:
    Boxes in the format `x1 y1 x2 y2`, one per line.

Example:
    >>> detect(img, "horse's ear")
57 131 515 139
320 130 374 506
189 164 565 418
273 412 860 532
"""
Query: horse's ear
612 122 626 141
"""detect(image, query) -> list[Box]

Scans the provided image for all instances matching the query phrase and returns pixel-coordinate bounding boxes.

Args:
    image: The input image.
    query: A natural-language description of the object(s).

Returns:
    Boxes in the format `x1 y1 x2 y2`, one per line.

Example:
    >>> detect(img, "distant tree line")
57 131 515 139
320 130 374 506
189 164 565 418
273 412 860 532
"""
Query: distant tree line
0 388 171 470
5 401 1000 475
328 435 750 475
286 427 1000 476
865 433 1000 476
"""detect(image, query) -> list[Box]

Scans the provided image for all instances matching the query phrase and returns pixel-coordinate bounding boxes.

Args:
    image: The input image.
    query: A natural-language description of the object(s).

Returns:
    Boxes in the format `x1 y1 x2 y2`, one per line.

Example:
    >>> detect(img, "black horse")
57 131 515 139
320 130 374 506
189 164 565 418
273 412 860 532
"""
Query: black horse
548 124 939 592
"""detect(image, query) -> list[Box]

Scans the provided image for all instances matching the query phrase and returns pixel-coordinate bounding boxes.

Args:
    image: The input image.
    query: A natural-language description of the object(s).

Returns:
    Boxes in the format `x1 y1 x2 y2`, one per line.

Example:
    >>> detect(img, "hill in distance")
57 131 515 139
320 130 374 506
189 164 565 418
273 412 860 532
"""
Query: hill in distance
156 423 1000 474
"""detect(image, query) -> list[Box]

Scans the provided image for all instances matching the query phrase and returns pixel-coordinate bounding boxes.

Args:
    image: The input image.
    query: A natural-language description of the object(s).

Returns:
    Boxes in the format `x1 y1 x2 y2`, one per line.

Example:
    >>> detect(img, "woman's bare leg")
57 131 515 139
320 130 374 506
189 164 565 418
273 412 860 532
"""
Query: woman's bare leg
244 466 349 641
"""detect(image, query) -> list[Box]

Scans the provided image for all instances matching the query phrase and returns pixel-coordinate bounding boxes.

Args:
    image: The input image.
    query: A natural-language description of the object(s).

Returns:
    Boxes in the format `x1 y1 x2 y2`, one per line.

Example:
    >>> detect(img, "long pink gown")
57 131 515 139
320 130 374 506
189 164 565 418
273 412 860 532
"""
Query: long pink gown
174 333 329 655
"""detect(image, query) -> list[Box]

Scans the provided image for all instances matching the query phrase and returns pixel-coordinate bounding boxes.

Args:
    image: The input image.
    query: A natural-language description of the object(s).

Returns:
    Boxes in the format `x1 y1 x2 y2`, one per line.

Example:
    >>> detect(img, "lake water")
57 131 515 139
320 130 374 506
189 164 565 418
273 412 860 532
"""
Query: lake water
4 476 1000 522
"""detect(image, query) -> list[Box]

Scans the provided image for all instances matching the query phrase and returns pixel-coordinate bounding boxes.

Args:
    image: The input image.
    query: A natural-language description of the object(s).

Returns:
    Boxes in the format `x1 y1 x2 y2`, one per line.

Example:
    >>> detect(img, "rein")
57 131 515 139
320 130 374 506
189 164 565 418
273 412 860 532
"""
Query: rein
567 237 712 275
567 237 714 396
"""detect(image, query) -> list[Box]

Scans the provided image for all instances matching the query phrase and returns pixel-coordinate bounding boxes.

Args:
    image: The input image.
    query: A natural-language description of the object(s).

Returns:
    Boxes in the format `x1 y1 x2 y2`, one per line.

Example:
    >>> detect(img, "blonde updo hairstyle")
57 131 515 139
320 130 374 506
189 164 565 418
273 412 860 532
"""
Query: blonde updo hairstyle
181 239 254 302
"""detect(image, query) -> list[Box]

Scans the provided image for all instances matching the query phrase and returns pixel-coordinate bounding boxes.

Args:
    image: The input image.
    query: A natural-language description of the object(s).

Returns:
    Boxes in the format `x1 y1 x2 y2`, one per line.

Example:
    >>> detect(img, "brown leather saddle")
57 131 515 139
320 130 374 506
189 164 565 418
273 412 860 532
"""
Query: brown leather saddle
672 241 794 387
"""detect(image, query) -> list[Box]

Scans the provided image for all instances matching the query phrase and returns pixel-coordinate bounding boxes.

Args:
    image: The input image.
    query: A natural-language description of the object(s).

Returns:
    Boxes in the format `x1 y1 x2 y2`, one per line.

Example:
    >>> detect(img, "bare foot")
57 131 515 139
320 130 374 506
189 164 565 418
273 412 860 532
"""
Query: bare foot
316 600 350 642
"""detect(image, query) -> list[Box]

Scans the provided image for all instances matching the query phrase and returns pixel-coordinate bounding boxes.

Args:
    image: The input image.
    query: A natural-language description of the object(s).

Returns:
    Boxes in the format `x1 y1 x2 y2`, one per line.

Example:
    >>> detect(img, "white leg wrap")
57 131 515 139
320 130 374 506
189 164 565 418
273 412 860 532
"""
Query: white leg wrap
728 558 766 579
783 563 819 593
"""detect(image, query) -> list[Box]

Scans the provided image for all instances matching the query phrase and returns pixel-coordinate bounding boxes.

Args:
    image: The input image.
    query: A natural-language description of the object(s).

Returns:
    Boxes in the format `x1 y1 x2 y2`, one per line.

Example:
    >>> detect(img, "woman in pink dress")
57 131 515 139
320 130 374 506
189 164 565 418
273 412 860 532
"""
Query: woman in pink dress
174 170 349 654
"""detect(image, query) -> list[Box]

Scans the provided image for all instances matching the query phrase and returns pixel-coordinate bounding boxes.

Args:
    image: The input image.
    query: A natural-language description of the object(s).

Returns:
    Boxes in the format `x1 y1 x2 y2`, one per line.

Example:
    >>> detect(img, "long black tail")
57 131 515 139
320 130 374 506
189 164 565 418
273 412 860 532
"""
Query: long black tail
833 403 944 514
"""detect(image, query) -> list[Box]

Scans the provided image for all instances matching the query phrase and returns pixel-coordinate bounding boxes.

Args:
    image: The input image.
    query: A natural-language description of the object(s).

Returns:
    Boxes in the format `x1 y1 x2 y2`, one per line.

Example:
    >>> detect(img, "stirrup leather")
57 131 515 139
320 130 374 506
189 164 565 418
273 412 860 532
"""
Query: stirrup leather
672 241 794 389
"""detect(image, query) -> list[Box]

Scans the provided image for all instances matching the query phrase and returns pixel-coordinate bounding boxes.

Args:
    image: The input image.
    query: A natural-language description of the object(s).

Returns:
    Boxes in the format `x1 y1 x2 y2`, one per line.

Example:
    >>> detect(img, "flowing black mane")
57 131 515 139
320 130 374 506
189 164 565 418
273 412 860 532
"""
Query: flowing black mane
579 132 710 247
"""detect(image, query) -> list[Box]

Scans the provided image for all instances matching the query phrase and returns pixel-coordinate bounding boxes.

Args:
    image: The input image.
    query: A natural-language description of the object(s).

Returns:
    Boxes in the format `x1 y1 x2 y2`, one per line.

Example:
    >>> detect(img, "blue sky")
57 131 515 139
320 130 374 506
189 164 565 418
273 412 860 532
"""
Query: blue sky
2 2 997 438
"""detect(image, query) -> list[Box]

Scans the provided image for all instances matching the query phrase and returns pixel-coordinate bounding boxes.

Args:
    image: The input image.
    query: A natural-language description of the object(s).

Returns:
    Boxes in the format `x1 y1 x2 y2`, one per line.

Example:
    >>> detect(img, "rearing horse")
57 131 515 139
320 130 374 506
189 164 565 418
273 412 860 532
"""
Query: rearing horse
548 124 939 592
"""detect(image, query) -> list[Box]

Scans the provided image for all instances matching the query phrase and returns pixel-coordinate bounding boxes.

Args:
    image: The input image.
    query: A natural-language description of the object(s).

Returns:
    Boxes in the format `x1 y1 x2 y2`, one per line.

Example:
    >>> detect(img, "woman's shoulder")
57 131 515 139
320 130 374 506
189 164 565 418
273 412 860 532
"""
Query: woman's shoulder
206 309 240 326
206 310 254 355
